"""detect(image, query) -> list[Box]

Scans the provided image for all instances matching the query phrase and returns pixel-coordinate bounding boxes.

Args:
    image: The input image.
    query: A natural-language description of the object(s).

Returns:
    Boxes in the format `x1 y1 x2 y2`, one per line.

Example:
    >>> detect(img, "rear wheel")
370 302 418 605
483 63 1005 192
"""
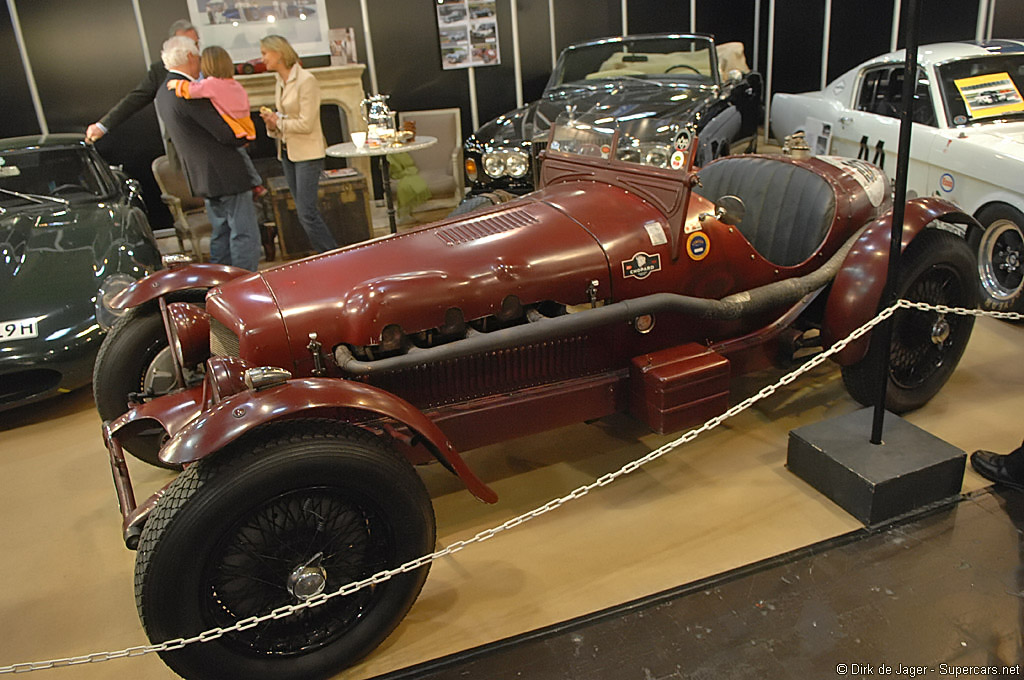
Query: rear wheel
842 229 977 413
135 421 436 680
970 204 1024 312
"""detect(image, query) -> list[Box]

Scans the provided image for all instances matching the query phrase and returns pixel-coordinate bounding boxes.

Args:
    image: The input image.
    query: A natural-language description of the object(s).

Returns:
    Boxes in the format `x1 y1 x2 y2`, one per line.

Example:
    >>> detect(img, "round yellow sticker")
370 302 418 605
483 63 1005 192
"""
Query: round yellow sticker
686 232 710 260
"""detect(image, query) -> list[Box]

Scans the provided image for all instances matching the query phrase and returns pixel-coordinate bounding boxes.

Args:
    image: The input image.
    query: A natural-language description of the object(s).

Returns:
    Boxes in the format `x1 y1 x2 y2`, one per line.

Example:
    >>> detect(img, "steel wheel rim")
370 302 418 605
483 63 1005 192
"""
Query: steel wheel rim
978 218 1024 301
142 346 179 396
889 264 969 390
201 486 394 656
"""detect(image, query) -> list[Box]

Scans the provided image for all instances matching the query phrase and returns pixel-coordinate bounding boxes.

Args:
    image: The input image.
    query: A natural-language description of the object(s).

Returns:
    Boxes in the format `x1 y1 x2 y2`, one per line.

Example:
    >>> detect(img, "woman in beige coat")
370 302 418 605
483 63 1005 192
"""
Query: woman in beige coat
258 34 337 253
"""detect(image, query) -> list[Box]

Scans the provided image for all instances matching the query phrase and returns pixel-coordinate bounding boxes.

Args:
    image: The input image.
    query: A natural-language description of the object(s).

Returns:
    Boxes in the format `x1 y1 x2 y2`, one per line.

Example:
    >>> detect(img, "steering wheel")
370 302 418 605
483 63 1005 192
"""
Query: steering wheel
665 64 701 74
50 183 87 195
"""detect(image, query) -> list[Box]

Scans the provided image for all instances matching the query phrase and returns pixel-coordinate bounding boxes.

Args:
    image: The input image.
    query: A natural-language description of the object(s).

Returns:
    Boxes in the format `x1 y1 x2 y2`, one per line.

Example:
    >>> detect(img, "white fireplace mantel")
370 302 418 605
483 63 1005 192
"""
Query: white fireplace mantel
238 64 370 179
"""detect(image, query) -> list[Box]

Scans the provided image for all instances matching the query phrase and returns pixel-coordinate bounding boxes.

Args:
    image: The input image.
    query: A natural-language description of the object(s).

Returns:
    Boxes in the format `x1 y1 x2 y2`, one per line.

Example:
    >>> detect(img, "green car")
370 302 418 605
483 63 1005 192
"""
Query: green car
0 134 162 411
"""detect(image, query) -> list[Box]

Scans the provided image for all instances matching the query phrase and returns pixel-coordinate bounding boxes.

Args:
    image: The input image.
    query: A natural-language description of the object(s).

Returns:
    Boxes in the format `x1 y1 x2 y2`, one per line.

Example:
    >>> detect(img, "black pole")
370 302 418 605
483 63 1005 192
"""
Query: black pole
870 0 922 444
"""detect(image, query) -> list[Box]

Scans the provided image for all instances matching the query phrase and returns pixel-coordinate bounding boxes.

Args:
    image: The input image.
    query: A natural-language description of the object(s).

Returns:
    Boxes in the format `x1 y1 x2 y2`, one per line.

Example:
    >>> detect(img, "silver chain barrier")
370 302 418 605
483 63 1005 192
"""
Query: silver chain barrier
2 300 1020 674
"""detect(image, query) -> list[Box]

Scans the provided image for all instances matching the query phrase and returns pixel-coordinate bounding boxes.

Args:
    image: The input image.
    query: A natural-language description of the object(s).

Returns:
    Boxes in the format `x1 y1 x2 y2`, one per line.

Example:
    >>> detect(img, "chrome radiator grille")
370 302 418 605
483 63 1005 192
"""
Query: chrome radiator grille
209 318 240 357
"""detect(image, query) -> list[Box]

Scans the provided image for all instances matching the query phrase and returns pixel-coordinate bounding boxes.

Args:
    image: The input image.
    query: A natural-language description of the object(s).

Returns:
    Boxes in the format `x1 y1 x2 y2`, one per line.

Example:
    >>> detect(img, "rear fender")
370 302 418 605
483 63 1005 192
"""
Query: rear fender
823 197 979 365
111 263 250 310
159 378 499 504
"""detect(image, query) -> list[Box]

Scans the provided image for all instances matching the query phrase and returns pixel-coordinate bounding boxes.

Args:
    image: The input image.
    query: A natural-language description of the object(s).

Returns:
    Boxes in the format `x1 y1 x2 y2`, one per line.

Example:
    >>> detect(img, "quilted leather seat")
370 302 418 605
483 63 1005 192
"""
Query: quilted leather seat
695 157 836 267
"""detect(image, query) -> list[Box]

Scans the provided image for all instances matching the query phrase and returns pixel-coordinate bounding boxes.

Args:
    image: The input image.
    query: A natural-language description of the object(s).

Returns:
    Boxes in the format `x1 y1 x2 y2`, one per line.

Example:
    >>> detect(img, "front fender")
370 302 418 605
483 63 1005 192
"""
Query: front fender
111 263 250 310
823 197 979 365
159 378 499 504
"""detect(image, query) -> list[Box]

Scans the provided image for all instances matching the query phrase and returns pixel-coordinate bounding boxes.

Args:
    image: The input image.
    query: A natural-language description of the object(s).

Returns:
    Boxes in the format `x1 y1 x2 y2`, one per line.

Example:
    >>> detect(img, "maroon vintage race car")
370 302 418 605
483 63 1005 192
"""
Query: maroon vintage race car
94 115 978 680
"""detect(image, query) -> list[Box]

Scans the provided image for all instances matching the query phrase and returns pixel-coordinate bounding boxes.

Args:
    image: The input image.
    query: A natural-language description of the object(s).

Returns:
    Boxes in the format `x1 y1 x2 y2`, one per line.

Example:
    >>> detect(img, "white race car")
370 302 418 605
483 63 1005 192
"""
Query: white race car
772 40 1024 311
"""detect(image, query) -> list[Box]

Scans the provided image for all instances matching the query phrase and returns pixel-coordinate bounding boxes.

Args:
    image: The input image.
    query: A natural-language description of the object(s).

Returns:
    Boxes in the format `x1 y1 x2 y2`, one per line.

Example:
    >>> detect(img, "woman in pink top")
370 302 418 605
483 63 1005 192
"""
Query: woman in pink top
168 45 263 191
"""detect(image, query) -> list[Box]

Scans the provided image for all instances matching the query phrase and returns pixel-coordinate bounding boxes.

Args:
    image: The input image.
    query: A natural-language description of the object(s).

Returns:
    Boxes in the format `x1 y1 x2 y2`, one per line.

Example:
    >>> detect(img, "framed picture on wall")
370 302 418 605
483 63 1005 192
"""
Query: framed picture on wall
190 1 331 63
437 0 500 70
329 27 357 65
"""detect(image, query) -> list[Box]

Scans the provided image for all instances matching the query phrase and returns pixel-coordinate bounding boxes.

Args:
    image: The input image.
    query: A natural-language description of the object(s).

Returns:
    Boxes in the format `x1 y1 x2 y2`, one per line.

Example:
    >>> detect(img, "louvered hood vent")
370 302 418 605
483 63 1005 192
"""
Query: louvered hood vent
435 208 539 246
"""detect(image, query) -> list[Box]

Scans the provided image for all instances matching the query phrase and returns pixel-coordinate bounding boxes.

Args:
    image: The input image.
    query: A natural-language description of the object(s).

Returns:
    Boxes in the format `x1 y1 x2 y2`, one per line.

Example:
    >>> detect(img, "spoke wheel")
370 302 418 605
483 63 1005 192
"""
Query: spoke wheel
888 264 969 391
842 229 976 413
135 421 435 680
204 486 394 657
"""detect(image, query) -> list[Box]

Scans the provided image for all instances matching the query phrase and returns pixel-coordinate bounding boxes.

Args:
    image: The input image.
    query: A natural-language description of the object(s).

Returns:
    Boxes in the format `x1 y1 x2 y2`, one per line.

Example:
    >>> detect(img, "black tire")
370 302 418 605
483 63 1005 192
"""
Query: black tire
93 304 176 467
93 292 205 468
969 204 1024 312
842 229 977 413
135 421 436 680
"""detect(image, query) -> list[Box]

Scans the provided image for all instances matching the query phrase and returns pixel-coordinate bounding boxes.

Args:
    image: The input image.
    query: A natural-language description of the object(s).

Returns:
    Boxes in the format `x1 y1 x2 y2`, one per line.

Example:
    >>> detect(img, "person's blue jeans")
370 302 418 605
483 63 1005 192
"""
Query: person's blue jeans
281 155 337 253
205 190 261 271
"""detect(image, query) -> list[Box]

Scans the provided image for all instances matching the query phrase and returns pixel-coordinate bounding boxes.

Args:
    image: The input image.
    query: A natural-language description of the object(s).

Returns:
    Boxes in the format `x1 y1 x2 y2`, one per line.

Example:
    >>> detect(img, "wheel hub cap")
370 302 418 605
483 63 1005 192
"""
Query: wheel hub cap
1004 249 1021 272
930 317 951 345
287 564 327 601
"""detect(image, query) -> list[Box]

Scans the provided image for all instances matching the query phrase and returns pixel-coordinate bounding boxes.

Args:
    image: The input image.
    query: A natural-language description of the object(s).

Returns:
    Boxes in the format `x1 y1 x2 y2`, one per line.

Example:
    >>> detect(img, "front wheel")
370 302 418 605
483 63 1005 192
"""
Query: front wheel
135 421 436 680
970 204 1024 312
842 229 977 413
93 303 179 467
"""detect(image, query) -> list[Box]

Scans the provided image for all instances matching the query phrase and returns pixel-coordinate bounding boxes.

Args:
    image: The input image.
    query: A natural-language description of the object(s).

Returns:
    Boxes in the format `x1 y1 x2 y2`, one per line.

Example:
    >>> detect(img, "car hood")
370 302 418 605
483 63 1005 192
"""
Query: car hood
209 180 674 372
1 203 118 321
474 80 716 147
946 120 1024 160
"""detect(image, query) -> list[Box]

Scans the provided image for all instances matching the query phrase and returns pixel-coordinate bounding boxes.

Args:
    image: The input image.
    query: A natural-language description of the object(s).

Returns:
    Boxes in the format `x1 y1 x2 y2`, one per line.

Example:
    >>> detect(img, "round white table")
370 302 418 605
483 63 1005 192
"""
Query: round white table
326 135 437 234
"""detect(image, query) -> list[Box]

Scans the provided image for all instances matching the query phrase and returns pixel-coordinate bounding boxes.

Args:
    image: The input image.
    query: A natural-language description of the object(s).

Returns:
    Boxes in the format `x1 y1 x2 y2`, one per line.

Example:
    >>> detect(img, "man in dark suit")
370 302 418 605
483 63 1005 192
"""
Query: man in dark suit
85 20 199 145
154 35 261 271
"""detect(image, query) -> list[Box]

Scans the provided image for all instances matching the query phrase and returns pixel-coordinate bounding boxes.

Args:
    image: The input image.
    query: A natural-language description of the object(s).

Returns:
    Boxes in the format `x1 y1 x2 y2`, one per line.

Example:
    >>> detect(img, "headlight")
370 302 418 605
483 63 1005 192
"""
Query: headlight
166 302 211 369
244 366 292 391
505 151 529 177
464 157 478 182
482 149 530 178
616 139 673 169
642 144 673 168
482 152 506 178
96 274 137 330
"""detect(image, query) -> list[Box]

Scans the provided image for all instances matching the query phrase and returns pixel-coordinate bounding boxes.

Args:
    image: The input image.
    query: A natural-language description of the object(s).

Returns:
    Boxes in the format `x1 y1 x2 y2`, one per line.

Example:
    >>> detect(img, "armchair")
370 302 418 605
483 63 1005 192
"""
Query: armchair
150 155 212 260
395 108 465 211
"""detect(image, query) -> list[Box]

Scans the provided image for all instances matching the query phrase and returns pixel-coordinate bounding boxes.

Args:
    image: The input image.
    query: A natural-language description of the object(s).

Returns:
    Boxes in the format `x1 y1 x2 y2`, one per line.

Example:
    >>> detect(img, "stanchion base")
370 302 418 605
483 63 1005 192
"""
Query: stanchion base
787 407 965 525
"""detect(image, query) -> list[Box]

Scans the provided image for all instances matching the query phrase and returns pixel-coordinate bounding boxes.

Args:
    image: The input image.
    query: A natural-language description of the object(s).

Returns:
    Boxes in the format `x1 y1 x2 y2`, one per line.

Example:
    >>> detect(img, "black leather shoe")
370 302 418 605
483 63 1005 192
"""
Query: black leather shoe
970 450 1024 492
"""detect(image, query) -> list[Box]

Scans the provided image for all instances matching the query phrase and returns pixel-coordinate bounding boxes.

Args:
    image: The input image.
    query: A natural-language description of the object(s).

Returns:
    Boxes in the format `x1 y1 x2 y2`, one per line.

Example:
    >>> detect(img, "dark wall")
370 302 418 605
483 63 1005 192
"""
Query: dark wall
992 0 1024 38
828 0 895 83
1 2 39 137
1 0 1003 223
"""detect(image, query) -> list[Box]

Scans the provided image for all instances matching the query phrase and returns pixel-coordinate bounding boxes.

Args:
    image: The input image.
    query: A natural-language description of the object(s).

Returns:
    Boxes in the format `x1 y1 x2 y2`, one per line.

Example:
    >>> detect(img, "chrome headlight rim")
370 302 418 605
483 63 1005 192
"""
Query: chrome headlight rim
641 143 673 168
95 273 137 331
505 150 530 178
482 151 506 178
482 148 530 178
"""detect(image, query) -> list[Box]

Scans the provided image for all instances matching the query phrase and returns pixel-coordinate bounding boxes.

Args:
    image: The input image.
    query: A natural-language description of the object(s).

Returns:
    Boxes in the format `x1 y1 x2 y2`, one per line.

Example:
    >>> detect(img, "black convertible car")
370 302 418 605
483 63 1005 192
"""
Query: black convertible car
0 135 162 410
463 33 762 199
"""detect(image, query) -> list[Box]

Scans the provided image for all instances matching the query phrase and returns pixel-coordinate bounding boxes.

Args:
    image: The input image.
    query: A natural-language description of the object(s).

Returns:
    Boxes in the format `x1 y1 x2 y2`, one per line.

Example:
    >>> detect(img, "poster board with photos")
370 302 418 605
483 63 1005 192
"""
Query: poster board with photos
437 0 499 70
954 72 1024 120
190 1 331 64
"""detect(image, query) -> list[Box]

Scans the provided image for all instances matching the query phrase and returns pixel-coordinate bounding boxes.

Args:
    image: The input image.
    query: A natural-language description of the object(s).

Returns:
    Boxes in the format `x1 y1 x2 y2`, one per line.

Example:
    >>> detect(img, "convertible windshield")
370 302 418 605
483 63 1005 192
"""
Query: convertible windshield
548 35 718 88
937 53 1024 125
0 147 109 205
